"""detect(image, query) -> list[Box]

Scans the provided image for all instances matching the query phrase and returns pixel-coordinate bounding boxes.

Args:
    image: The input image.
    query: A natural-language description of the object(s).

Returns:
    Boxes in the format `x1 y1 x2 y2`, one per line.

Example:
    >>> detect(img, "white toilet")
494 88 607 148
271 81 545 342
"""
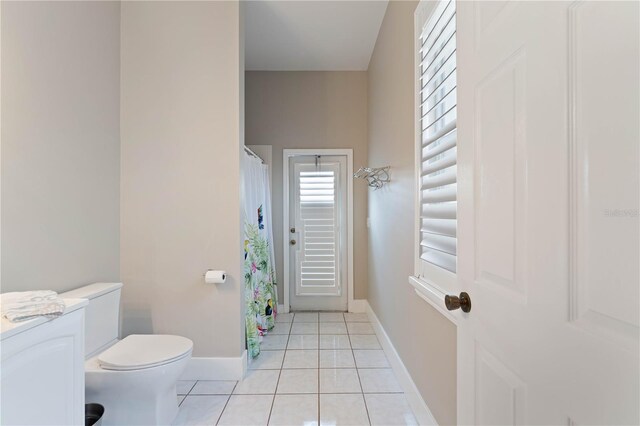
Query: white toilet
62 283 193 426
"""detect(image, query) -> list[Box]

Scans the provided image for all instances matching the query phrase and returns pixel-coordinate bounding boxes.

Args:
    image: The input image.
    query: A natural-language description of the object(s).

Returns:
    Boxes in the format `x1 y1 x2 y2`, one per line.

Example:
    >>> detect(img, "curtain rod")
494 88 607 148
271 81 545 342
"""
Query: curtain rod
244 146 264 164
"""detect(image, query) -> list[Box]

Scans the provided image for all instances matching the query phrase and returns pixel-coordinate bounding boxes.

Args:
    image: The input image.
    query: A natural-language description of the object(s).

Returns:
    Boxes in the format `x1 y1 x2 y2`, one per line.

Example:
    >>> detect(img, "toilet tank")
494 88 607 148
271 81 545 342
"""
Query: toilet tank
61 283 123 358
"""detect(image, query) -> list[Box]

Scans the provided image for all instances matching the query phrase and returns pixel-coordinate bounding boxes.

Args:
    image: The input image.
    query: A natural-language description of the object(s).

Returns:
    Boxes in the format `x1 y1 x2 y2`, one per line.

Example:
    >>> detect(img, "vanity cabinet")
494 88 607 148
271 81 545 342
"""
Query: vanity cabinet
1 299 87 425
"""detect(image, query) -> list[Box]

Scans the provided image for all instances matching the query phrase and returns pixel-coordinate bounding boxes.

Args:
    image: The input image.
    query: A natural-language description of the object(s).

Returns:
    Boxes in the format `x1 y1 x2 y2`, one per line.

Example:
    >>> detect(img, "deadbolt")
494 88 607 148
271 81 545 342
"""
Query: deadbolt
290 227 296 233
290 239 297 246
445 292 471 313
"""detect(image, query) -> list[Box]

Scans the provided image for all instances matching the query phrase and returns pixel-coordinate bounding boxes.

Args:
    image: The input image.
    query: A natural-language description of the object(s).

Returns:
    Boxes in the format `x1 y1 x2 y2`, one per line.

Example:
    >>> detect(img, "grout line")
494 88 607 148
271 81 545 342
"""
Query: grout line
271 325 288 391
283 331 290 367
188 393 238 395
346 319 373 425
362 393 373 425
266 368 283 425
224 391 404 396
361 391 405 394
355 366 372 425
281 366 350 371
214 382 237 426
317 338 321 426
267 334 286 424
185 380 198 396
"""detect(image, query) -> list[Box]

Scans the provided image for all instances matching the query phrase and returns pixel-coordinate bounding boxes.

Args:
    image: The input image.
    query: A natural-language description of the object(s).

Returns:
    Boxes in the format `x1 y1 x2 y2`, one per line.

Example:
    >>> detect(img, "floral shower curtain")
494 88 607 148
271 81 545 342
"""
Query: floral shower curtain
243 152 277 358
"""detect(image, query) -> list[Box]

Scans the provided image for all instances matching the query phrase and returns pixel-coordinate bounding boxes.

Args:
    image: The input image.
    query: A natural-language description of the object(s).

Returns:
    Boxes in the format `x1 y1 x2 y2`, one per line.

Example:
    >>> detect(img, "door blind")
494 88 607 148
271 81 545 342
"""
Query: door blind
298 170 338 289
419 0 457 273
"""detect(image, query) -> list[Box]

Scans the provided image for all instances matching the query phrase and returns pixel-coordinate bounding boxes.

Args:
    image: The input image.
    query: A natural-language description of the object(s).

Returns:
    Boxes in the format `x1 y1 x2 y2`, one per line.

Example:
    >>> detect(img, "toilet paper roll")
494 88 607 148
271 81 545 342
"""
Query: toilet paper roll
205 270 226 284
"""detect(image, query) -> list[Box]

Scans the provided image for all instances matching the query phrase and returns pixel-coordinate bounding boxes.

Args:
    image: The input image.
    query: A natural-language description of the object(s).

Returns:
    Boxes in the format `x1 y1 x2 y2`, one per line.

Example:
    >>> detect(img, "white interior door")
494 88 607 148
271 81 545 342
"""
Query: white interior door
288 155 348 311
454 1 639 424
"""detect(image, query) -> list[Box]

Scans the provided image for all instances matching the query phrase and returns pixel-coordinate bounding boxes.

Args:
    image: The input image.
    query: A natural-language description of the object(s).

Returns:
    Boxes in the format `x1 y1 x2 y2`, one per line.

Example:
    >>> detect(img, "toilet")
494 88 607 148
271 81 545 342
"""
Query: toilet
61 283 192 426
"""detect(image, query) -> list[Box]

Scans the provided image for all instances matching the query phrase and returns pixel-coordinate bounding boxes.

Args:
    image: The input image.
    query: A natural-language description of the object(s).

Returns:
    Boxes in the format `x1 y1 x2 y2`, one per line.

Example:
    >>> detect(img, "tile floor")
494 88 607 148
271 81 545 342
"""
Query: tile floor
173 312 418 425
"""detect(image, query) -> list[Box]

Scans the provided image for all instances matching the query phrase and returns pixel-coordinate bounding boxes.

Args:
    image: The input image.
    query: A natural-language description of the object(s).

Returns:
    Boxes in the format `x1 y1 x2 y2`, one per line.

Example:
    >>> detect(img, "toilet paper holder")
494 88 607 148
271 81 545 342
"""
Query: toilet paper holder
203 269 227 284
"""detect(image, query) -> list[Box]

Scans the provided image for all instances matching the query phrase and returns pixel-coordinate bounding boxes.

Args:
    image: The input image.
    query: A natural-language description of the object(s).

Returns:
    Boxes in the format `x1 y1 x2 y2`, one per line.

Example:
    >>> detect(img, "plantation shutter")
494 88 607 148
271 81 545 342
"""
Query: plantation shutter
296 166 340 294
419 0 457 273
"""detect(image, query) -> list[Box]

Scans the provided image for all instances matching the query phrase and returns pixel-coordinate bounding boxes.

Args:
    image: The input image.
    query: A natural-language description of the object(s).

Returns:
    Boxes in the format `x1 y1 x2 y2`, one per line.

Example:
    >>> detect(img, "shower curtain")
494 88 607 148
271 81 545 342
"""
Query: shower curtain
243 152 277 358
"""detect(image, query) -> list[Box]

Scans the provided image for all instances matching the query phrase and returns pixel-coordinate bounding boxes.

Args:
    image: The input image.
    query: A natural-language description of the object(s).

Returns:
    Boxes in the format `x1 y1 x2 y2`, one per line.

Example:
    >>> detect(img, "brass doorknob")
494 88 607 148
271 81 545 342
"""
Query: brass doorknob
290 239 297 246
444 292 471 313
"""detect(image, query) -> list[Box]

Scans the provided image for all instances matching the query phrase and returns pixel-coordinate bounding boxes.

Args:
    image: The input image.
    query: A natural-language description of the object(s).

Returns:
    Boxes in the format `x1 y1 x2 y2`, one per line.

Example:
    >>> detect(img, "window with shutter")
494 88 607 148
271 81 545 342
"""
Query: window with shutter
298 169 338 291
418 0 458 275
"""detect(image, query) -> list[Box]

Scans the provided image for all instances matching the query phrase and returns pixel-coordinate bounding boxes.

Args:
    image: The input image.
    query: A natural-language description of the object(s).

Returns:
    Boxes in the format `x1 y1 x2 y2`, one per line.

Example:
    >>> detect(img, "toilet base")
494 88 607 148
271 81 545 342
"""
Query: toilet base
85 353 190 426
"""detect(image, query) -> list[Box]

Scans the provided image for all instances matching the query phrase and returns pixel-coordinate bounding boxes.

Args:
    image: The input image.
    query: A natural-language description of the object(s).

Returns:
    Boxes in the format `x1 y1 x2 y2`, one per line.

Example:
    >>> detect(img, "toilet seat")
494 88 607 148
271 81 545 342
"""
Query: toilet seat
98 334 193 371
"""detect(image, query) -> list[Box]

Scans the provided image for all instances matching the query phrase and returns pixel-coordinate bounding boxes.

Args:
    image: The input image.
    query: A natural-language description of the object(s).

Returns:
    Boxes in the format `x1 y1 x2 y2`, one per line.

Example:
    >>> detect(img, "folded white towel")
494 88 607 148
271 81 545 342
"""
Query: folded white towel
1 291 66 323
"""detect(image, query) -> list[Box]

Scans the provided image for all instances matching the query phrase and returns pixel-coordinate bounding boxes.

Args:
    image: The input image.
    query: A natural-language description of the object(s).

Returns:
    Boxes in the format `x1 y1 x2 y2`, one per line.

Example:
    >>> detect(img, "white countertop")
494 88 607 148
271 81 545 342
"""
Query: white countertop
1 298 88 341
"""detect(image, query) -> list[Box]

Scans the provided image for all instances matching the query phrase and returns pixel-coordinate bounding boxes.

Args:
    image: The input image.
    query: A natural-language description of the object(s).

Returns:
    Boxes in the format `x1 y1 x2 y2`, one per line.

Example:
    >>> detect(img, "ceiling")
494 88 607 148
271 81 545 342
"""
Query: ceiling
244 1 389 71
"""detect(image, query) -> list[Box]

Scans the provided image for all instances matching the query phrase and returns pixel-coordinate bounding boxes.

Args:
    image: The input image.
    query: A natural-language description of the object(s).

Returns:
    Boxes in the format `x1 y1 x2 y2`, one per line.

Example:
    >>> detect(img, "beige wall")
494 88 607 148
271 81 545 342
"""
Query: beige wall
120 1 244 357
245 71 368 303
367 1 457 424
1 1 121 293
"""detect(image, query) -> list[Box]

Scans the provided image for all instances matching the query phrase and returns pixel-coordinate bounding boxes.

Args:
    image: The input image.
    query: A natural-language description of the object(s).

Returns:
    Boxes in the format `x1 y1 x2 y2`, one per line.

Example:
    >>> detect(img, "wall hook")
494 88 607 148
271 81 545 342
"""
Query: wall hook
353 166 391 190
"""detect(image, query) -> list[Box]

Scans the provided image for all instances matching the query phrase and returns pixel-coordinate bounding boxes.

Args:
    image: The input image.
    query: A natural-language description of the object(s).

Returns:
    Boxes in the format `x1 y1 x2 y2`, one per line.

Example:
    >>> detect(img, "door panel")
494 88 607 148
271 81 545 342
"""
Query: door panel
474 343 526 426
474 52 526 300
569 1 640 345
289 155 348 311
456 1 639 424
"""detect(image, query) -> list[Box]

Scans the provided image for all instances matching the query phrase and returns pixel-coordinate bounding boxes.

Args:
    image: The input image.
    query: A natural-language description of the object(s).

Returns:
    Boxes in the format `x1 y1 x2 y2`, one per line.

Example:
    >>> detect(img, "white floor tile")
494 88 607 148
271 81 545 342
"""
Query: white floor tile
217 394 273 426
364 394 418 426
320 394 370 425
319 335 351 349
319 350 355 369
291 322 319 335
343 313 369 323
172 395 228 426
270 322 292 335
293 312 319 323
353 350 390 368
269 394 319 426
177 380 196 395
172 309 419 425
276 313 295 323
250 350 285 370
319 312 345 322
233 369 280 395
190 380 236 395
347 322 375 335
319 369 361 393
349 335 381 350
283 350 319 369
287 334 319 350
277 369 318 394
262 335 289 350
319 322 347 335
358 369 402 393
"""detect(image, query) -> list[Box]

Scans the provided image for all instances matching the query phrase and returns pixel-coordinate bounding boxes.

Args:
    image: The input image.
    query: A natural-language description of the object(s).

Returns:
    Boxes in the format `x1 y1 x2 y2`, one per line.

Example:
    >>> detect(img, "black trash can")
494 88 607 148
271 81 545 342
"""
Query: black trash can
85 403 104 426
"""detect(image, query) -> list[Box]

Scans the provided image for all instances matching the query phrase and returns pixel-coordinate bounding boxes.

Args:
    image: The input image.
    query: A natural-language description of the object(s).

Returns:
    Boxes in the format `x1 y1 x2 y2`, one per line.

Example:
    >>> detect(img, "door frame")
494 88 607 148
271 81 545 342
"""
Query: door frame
282 149 354 313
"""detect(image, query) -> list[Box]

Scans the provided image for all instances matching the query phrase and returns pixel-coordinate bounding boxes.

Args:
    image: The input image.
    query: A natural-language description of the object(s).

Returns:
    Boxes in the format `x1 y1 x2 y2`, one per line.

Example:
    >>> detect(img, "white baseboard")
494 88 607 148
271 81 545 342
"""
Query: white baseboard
348 299 367 313
365 301 439 426
278 304 288 314
180 350 247 381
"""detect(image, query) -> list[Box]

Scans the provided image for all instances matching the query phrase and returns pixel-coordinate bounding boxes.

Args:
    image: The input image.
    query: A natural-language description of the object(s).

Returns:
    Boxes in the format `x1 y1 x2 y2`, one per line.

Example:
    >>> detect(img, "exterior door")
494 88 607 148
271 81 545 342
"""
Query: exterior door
288 155 348 311
455 1 639 424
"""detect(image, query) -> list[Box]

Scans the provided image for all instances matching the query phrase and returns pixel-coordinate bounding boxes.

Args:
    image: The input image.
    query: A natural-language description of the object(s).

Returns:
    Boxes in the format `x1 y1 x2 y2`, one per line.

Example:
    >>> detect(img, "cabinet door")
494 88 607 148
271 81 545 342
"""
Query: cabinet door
1 309 85 426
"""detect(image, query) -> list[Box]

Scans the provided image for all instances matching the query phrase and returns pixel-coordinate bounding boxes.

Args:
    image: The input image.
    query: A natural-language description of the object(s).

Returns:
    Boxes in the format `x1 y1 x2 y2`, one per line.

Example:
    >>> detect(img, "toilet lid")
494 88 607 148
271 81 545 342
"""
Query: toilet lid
98 334 193 371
